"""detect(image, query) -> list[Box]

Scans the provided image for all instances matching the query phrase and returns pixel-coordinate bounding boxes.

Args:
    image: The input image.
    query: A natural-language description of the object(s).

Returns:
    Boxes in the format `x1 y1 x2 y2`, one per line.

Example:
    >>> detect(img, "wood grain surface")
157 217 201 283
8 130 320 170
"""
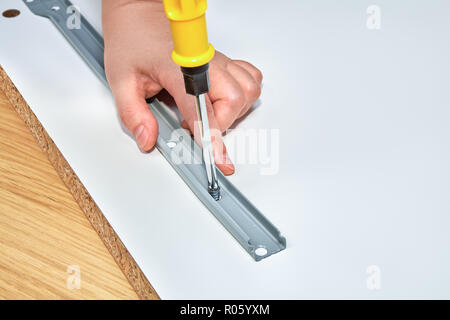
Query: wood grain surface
0 66 158 299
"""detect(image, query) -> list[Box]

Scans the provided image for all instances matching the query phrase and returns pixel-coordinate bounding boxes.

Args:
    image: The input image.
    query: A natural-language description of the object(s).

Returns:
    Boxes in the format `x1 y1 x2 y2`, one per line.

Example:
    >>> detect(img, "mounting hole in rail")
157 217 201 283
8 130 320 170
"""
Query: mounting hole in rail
2 9 20 18
255 247 268 257
167 141 177 149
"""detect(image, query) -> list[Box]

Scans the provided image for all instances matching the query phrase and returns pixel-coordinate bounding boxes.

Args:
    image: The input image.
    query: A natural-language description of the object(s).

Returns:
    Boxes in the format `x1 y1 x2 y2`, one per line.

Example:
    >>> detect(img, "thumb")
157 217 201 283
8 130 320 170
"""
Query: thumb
112 81 159 151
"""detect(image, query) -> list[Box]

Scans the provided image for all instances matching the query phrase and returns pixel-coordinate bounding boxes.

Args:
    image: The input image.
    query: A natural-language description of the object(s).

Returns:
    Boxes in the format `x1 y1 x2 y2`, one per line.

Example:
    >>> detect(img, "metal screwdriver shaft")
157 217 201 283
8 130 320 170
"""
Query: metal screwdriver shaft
194 94 220 199
163 0 220 200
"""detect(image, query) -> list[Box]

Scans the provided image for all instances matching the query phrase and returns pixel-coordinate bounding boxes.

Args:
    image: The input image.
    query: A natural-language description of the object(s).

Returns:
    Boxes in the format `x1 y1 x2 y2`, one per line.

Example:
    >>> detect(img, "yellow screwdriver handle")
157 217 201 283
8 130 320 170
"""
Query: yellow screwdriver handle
163 0 215 68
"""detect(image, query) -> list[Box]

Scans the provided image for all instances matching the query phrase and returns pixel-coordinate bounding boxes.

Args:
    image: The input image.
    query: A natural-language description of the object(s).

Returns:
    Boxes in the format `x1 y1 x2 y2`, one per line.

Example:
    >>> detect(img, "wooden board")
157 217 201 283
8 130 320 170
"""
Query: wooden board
0 66 158 300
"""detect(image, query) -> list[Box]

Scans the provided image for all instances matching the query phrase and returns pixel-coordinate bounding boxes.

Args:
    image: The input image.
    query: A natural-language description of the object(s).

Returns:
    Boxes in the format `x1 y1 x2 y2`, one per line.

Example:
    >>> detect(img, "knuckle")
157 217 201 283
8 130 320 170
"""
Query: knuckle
254 68 263 83
244 80 261 100
229 90 246 109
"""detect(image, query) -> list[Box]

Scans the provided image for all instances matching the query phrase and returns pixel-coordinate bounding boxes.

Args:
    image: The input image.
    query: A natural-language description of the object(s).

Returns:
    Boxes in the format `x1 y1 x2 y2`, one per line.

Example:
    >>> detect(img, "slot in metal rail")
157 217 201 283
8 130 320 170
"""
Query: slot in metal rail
23 0 286 261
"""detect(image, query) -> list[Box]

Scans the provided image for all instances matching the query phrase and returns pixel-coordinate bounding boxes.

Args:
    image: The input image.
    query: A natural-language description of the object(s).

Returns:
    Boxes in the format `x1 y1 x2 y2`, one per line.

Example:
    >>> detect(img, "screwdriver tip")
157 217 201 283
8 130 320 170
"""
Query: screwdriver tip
208 185 221 201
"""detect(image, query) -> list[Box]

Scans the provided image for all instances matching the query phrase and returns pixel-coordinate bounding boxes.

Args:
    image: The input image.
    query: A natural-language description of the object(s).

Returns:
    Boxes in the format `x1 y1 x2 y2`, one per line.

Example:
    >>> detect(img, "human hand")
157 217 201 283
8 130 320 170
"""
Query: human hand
102 0 262 175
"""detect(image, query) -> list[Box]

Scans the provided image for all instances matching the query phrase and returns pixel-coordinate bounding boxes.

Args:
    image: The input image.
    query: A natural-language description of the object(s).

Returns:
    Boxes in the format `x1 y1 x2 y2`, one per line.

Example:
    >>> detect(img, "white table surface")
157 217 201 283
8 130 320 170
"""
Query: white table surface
1 0 449 298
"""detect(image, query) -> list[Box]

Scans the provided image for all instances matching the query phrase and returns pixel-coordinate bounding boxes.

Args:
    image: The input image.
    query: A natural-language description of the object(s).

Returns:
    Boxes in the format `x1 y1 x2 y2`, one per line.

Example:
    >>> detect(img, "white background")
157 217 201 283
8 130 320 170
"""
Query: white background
1 0 449 298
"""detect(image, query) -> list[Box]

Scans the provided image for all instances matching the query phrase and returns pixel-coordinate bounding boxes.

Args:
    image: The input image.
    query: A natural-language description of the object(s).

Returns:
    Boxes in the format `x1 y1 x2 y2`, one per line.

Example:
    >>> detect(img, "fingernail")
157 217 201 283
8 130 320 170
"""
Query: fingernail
222 152 233 166
221 153 235 175
134 125 148 150
221 163 235 176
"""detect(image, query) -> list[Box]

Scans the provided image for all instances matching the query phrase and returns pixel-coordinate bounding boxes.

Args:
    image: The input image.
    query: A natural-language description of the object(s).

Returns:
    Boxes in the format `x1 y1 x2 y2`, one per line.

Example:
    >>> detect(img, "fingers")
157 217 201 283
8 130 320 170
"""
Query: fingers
203 95 235 176
226 62 261 118
163 74 235 175
232 60 264 83
172 59 263 175
208 60 263 132
111 79 159 151
231 60 263 118
186 95 235 175
208 67 245 132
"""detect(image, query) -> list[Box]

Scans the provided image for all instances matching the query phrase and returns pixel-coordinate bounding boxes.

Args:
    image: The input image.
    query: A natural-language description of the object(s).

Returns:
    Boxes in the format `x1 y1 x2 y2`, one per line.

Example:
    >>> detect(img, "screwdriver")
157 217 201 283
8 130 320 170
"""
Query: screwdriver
163 0 221 200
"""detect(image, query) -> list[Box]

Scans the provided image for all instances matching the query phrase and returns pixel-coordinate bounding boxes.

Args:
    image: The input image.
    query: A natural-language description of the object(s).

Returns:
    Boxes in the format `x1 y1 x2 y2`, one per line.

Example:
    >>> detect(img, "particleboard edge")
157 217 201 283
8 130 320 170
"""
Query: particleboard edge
0 65 160 300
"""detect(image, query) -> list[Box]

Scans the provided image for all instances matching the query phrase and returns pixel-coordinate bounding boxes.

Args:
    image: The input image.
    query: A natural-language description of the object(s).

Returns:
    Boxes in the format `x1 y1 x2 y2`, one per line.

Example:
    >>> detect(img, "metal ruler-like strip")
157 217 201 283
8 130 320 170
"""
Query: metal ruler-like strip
24 0 286 261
